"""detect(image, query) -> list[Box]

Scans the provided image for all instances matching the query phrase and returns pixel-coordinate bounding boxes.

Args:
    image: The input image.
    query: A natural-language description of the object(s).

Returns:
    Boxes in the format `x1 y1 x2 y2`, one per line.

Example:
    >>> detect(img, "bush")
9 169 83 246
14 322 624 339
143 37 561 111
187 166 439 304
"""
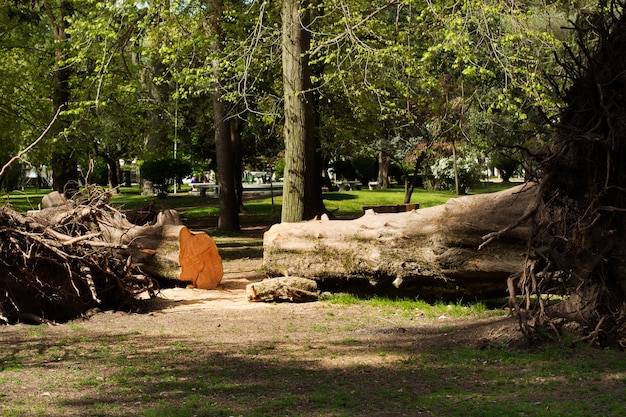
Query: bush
273 158 285 180
488 153 520 182
352 153 377 185
426 156 484 194
0 162 20 192
330 153 377 185
141 158 192 195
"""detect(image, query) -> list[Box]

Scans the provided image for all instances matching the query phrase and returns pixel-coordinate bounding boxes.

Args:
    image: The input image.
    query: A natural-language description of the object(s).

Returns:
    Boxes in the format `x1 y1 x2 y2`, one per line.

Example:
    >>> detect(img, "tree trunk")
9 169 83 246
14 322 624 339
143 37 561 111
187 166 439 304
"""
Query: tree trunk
403 151 427 204
281 0 315 222
378 151 391 189
44 0 78 196
264 184 536 300
211 0 239 232
30 195 223 288
105 156 120 190
230 115 246 213
303 134 325 219
451 140 460 195
214 99 239 231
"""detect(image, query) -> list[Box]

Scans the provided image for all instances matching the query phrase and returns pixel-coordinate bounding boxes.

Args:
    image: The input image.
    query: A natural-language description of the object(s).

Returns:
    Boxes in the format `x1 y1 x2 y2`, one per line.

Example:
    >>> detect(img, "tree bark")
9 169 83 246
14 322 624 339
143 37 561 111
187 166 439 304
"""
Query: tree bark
44 0 78 196
230 115 246 213
281 0 316 222
104 155 120 190
210 0 239 231
264 184 536 300
377 150 391 189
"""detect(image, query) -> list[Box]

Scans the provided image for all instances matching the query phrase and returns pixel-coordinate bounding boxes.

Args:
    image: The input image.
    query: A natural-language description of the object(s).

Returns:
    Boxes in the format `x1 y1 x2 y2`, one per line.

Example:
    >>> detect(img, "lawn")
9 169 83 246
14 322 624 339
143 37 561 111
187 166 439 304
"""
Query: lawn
2 181 518 219
1 296 624 417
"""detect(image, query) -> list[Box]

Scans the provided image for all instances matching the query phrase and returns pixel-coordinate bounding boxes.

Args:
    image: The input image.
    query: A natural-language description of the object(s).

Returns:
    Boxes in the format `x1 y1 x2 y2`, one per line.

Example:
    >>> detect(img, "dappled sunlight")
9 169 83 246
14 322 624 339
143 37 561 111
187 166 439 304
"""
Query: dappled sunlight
2 311 623 416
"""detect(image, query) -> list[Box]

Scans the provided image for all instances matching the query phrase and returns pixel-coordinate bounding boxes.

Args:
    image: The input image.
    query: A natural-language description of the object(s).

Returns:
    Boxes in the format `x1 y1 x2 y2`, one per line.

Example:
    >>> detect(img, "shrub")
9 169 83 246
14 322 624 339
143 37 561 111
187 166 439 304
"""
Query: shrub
140 158 192 195
488 153 521 182
426 156 484 194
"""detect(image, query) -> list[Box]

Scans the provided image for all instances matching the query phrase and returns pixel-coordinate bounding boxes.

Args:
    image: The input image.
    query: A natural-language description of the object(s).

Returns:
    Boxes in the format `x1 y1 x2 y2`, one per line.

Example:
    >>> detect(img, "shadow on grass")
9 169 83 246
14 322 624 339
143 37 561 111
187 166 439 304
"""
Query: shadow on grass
218 242 264 261
2 316 624 417
323 192 359 201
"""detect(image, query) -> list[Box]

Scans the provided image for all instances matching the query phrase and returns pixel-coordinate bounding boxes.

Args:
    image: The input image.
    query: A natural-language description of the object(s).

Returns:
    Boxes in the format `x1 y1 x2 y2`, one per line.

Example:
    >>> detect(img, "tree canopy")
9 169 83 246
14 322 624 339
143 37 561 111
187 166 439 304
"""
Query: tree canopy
0 0 576 202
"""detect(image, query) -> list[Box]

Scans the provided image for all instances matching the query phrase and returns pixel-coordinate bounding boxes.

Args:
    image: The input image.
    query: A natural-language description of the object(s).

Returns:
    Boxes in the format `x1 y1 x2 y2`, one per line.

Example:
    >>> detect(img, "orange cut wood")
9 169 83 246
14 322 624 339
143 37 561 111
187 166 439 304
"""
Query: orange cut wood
178 226 223 289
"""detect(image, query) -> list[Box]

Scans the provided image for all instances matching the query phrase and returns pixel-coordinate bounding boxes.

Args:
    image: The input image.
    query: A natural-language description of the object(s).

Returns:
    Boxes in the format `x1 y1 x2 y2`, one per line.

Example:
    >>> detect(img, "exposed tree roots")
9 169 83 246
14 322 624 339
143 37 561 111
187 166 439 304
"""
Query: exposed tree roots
507 1 626 347
0 189 158 325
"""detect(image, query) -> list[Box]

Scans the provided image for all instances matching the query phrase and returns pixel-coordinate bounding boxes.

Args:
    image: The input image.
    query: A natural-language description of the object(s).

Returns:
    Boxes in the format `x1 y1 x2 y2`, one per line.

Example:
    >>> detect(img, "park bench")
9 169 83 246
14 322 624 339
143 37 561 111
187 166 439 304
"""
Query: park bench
189 183 219 197
337 180 360 191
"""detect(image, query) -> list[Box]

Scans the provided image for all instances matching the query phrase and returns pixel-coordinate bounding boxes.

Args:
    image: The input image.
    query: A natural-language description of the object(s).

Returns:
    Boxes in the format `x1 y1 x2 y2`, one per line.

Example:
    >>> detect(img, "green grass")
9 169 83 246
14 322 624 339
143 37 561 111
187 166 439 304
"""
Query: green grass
323 293 506 319
1 188 50 212
3 319 624 417
2 181 520 218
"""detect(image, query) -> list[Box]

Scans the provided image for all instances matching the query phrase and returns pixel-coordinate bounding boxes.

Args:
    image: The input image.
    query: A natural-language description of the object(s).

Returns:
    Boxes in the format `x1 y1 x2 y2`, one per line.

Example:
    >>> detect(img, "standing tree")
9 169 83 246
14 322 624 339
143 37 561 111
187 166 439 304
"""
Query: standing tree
209 0 240 231
42 0 79 195
280 0 321 222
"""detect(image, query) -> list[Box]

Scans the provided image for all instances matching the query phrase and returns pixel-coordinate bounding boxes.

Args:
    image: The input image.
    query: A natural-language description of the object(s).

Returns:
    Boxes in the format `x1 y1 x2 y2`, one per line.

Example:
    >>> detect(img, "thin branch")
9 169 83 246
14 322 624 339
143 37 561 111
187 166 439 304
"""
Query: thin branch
0 105 64 179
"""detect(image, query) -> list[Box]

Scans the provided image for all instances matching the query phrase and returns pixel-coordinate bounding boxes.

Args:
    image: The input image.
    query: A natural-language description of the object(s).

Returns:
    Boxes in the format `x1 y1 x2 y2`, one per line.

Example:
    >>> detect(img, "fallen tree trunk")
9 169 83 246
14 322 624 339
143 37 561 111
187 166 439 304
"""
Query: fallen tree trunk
29 192 223 289
1 189 223 324
264 183 537 300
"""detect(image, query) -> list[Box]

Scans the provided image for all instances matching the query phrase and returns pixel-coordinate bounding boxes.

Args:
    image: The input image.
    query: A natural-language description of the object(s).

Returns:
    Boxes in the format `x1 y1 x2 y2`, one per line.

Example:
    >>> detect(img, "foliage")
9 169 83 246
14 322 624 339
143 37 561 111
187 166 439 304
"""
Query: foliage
0 162 20 192
425 156 484 194
488 152 521 182
140 158 192 195
330 153 377 184
273 158 285 180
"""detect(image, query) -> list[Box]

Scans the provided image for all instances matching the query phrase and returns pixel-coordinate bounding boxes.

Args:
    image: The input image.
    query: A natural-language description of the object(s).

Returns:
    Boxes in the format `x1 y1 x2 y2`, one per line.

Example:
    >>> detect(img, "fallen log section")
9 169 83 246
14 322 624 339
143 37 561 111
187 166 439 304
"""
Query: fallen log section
0 192 153 324
263 183 536 300
0 189 222 324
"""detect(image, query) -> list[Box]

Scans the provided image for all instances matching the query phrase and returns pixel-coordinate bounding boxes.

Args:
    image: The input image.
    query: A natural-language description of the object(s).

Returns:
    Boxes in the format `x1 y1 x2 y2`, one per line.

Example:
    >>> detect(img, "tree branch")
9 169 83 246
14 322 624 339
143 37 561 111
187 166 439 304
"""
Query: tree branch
0 105 64 180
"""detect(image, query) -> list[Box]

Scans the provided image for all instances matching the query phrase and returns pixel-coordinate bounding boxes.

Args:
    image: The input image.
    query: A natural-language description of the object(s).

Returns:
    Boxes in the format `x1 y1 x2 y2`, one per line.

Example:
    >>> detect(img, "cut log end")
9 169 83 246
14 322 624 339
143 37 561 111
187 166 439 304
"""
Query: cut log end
178 226 223 289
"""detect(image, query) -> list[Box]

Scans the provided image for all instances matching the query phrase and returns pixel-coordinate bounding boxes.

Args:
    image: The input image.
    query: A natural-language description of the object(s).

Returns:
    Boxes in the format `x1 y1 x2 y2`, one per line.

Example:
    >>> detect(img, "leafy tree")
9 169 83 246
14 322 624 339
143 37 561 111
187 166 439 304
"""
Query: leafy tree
0 1 72 191
426 155 483 194
42 0 80 195
140 158 191 195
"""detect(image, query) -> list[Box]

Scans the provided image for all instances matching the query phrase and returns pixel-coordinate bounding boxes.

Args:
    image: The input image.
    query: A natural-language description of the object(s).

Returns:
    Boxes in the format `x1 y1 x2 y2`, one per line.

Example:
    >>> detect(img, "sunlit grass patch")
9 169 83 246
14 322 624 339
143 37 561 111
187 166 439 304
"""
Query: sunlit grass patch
322 293 507 319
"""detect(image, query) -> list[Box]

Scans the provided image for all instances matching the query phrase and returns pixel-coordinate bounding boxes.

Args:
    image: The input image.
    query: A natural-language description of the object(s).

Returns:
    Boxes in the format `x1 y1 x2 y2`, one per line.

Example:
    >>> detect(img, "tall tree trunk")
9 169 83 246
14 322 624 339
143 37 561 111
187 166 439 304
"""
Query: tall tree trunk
451 140 460 195
403 151 427 204
230 116 246 213
303 98 325 219
281 0 316 222
211 0 239 231
105 156 120 190
303 21 327 220
377 151 391 189
44 0 78 197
